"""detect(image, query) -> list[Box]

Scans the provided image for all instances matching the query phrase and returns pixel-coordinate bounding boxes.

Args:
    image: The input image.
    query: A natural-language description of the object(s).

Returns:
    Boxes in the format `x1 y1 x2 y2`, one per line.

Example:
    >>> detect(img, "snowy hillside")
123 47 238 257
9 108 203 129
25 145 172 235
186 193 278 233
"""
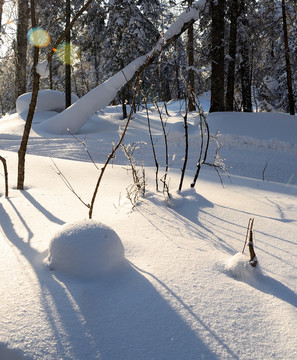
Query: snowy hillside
0 99 297 360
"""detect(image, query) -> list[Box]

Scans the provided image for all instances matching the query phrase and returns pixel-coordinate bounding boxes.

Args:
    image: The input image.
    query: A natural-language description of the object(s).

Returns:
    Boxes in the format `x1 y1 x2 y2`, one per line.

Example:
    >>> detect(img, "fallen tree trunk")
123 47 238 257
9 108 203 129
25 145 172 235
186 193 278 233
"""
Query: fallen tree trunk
38 0 207 135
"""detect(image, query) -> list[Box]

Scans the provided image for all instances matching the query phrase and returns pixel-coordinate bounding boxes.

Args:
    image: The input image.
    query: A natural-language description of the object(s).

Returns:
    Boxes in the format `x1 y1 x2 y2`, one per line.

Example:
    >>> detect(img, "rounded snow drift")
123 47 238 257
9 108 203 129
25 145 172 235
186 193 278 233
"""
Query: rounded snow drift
16 89 79 115
47 220 125 279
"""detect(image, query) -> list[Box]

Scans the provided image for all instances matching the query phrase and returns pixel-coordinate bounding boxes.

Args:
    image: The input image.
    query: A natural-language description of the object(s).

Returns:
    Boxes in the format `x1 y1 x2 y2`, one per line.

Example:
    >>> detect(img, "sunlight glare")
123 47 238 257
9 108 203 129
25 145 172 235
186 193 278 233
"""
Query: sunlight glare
55 42 80 65
27 27 51 48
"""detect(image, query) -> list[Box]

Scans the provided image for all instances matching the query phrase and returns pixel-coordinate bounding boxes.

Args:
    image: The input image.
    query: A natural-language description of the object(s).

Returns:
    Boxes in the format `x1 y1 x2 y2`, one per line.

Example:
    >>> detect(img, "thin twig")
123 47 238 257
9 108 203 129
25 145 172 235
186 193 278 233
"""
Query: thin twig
262 160 268 181
67 129 99 169
178 97 189 191
50 157 90 208
145 101 159 191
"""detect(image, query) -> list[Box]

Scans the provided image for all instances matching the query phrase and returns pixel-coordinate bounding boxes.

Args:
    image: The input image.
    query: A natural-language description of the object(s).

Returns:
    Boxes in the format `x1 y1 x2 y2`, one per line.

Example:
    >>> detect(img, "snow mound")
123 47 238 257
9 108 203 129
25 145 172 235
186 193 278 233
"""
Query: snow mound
226 252 262 282
16 89 79 115
47 220 125 279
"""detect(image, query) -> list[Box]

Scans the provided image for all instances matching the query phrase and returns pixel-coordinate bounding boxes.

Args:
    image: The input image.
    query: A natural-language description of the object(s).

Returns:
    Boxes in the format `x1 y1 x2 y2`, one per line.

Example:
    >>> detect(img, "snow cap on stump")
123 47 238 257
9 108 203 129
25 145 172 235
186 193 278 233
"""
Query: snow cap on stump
47 220 125 279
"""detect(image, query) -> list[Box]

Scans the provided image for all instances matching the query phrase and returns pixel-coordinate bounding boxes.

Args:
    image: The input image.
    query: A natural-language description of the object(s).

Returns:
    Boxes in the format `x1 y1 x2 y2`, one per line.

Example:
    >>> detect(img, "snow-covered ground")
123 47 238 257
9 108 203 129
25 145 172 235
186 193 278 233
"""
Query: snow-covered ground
0 96 297 360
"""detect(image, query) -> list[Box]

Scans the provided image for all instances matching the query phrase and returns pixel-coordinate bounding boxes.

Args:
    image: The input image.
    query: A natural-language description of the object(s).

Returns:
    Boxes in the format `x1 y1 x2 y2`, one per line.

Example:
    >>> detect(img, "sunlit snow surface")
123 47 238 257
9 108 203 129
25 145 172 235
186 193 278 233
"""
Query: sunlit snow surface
0 95 297 359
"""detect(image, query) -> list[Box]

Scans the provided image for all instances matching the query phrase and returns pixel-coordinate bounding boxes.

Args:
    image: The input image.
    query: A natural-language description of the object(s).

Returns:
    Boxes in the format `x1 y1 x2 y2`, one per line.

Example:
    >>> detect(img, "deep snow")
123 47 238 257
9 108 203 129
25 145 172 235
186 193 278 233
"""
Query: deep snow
0 94 297 360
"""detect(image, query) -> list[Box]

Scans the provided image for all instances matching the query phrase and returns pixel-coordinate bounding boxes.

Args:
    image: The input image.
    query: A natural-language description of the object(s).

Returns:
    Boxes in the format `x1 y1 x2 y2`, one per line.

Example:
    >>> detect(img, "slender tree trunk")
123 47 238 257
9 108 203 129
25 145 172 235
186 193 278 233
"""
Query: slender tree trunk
174 41 181 99
239 0 252 112
240 46 252 112
281 0 295 115
0 0 4 30
187 0 196 111
17 0 95 189
209 0 225 113
65 0 71 108
15 0 29 99
49 60 53 89
120 59 128 119
0 155 8 197
17 0 40 190
226 0 238 111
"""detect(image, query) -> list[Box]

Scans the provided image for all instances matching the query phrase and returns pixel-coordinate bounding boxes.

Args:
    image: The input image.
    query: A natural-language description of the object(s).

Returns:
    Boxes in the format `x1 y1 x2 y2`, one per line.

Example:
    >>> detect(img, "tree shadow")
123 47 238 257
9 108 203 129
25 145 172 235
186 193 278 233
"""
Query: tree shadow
21 191 64 225
0 343 30 360
250 274 297 309
0 199 224 359
226 267 297 309
146 188 239 255
46 260 235 360
0 200 33 247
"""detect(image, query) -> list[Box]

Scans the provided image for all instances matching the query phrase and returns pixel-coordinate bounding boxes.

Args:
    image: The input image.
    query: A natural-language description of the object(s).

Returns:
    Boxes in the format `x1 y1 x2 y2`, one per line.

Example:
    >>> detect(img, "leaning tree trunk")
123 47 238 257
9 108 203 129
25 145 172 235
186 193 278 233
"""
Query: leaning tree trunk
17 0 40 190
281 0 295 115
209 0 225 113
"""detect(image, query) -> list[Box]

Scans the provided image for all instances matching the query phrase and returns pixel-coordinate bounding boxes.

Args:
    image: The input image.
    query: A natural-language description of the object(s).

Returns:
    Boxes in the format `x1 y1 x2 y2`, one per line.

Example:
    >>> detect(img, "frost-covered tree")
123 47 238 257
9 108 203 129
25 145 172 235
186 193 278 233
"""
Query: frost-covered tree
281 0 295 115
252 0 296 113
103 0 160 118
73 0 106 94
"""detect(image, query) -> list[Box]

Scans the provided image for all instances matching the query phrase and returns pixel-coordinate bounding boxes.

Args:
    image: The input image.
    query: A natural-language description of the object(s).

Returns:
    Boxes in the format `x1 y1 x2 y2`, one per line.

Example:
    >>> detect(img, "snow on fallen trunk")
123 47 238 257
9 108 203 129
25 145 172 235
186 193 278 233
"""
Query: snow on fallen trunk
37 0 207 135
46 220 125 279
16 89 79 115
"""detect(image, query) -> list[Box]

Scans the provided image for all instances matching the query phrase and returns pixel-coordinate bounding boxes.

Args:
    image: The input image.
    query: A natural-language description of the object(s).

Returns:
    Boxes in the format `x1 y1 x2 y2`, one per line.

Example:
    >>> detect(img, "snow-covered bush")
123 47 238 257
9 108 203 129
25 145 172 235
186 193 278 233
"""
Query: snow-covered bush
226 253 262 282
46 220 125 279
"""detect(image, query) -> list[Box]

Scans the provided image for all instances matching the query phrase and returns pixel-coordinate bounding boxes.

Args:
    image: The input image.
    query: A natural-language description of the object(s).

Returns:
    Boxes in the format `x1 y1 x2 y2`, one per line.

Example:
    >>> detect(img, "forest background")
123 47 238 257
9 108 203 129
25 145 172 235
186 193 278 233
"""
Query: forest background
0 0 296 118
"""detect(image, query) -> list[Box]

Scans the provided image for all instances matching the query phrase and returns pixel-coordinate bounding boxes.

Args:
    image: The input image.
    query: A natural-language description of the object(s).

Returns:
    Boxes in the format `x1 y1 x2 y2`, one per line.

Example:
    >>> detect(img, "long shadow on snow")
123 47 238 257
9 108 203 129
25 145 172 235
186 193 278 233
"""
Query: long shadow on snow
149 188 239 255
228 270 297 309
0 342 30 360
48 260 220 360
258 275 297 309
21 191 64 225
0 198 219 359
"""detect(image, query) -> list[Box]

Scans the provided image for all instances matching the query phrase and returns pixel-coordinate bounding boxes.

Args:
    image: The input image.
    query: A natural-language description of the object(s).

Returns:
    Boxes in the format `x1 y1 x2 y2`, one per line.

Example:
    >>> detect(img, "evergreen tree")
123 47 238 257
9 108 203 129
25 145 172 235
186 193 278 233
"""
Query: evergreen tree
281 0 295 115
103 0 160 118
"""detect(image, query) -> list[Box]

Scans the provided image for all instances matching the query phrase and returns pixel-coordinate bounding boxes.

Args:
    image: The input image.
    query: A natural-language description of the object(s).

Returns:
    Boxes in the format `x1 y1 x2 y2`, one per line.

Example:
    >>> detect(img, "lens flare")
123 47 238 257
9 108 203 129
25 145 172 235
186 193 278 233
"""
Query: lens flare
55 43 80 65
27 27 51 48
287 173 295 185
